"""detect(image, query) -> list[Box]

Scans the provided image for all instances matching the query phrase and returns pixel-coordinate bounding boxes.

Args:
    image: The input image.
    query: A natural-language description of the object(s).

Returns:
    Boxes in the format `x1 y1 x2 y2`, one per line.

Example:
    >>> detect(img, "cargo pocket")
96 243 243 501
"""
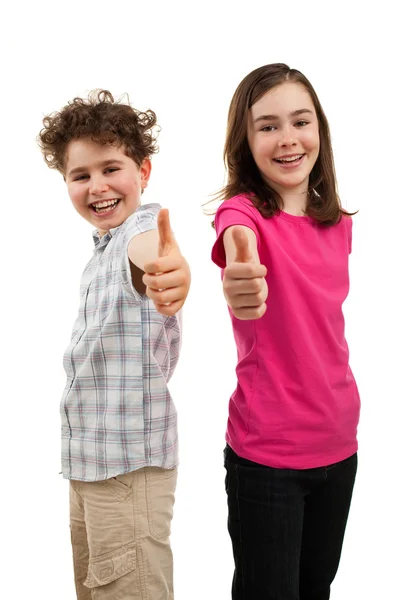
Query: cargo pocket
84 543 136 595
145 467 177 540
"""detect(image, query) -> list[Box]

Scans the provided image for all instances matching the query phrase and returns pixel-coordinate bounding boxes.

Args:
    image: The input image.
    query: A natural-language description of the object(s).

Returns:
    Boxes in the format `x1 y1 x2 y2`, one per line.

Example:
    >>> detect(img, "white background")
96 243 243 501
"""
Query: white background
2 1 399 598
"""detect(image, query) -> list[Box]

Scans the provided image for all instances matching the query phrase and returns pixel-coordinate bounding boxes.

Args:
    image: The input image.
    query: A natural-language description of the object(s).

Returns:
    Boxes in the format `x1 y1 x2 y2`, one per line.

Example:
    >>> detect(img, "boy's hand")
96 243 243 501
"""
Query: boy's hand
142 209 191 316
223 227 268 320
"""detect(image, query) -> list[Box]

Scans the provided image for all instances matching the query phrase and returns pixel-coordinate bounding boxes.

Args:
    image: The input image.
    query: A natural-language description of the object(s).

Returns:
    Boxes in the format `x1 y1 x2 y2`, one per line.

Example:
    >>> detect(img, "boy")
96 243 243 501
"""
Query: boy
38 90 191 599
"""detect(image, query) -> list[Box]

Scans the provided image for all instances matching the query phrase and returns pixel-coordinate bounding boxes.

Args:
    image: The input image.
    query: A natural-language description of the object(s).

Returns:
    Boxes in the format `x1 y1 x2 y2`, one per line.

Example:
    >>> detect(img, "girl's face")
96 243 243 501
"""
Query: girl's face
247 82 320 196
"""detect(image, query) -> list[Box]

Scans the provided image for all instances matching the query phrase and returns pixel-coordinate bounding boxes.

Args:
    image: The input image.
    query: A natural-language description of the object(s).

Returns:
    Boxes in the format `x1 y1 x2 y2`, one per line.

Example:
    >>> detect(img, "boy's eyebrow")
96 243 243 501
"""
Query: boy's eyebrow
253 108 314 123
67 159 125 177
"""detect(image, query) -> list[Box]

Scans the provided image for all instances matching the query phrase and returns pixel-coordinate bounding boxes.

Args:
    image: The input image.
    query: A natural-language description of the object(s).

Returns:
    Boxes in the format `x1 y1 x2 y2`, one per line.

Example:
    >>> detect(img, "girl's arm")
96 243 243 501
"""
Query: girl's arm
222 226 268 320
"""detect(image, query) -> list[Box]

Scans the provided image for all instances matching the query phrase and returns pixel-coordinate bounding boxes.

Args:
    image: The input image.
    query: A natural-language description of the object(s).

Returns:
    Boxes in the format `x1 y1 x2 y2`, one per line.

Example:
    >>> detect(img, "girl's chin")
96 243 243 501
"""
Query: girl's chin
265 175 309 192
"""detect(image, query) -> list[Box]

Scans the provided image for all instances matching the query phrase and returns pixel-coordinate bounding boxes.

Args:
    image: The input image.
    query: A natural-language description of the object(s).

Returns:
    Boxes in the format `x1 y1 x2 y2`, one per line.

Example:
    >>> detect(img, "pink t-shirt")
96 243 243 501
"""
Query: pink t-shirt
212 195 360 469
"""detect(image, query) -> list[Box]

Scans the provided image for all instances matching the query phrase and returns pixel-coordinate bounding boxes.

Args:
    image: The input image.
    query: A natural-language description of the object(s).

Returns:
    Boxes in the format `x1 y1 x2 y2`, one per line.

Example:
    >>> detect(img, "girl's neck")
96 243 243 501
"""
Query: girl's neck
281 192 308 216
268 180 309 216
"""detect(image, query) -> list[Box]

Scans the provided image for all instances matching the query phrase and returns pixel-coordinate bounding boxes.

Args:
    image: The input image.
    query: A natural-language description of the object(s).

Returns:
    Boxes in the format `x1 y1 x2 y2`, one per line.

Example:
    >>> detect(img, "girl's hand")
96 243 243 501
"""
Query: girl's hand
142 209 191 316
223 227 268 320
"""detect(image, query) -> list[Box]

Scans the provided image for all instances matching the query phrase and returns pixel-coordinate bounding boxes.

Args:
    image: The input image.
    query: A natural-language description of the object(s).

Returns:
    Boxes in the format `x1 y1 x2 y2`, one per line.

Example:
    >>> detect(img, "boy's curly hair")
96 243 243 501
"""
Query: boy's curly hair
38 89 159 173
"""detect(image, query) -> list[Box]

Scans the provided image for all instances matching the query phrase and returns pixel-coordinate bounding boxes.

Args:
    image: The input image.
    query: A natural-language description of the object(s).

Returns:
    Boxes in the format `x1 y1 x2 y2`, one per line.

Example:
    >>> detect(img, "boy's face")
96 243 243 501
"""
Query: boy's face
65 139 151 236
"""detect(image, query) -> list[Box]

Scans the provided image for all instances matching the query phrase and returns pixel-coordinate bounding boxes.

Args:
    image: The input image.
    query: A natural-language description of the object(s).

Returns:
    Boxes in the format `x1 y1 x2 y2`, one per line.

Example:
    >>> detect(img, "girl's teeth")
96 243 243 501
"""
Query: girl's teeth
276 155 303 163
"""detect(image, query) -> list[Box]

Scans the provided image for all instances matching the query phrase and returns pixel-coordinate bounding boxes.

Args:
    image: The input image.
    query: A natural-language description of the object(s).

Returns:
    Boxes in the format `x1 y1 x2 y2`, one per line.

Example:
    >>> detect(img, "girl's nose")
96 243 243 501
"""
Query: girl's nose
278 126 297 147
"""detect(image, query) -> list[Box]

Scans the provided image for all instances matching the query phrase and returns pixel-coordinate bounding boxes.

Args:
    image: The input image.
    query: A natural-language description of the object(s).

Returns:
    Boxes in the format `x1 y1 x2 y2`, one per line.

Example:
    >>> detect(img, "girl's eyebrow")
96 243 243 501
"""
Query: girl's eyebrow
253 108 314 124
67 159 125 178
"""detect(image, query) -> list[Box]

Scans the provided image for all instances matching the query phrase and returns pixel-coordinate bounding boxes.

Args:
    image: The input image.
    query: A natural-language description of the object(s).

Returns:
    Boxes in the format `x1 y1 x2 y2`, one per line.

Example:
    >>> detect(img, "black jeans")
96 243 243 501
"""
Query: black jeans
224 445 357 600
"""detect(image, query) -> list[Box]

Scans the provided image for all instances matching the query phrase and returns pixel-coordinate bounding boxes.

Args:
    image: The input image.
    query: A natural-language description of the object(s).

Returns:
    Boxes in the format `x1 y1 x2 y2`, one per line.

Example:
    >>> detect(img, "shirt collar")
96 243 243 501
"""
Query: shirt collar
92 229 112 249
91 208 141 248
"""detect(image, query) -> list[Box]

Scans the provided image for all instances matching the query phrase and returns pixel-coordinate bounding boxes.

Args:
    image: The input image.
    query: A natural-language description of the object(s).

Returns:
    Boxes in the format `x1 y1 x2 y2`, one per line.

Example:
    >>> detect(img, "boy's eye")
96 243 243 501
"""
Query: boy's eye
73 168 119 181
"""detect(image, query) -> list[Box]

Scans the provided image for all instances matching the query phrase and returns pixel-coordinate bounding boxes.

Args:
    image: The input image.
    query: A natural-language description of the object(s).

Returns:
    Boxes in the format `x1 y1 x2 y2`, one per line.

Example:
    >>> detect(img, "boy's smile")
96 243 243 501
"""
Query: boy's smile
65 139 151 236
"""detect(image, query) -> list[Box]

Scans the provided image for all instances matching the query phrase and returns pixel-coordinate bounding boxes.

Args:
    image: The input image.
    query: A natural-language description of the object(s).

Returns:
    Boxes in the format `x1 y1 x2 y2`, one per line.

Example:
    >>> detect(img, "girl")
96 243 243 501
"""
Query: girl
211 64 360 599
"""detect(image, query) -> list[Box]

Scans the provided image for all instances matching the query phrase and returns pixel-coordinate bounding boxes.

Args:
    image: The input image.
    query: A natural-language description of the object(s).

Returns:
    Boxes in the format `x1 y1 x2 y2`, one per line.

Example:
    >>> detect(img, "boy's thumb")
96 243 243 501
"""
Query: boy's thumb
157 209 174 257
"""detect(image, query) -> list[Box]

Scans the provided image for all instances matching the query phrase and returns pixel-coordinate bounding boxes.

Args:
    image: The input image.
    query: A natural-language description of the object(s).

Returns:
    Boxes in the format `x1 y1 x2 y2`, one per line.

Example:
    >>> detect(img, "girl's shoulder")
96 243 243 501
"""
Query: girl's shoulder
217 193 256 210
340 213 353 253
215 194 261 221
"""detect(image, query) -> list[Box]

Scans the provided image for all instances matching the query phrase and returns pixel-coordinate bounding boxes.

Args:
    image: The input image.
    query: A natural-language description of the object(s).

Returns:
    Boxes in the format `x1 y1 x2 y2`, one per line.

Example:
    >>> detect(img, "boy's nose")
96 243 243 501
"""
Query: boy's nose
90 177 109 195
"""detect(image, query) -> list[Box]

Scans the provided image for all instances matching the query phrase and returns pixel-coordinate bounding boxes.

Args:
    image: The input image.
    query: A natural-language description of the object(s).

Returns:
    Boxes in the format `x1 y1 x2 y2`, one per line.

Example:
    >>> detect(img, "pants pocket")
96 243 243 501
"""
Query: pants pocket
84 543 137 597
145 467 177 540
101 472 134 502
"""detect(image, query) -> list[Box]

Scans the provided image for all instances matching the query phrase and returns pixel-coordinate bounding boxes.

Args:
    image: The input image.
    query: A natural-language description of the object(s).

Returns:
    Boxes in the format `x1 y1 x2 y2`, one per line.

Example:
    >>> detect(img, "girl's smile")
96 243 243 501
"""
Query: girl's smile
247 82 320 210
273 153 305 168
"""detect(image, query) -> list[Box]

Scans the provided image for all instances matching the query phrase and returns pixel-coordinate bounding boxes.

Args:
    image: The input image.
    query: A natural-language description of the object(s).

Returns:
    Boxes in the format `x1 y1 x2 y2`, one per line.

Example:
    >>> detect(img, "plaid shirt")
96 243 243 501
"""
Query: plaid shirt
61 203 181 482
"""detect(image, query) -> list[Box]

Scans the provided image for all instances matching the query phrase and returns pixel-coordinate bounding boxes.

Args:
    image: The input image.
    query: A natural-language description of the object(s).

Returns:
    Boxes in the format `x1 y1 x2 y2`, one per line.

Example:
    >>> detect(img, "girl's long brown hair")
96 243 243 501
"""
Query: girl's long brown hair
209 63 356 225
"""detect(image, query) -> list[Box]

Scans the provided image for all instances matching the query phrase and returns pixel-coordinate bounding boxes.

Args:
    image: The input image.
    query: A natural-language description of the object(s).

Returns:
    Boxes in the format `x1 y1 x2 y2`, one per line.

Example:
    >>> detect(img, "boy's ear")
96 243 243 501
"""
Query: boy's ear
140 158 152 190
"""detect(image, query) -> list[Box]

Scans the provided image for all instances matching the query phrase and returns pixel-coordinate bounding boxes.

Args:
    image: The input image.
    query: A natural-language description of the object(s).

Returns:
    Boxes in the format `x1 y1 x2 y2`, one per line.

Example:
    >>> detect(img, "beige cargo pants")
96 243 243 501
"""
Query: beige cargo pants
69 467 177 599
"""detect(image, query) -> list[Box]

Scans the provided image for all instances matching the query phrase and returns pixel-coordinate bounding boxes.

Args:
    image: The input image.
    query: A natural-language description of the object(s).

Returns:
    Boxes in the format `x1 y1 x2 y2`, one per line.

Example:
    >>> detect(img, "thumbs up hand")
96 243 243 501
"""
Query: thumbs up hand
156 207 177 258
223 227 268 320
143 209 191 316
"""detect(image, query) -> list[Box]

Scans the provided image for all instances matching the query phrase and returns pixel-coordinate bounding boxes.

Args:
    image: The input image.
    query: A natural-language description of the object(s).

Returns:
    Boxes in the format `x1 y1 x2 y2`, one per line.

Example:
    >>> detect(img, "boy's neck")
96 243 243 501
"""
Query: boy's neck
96 203 143 238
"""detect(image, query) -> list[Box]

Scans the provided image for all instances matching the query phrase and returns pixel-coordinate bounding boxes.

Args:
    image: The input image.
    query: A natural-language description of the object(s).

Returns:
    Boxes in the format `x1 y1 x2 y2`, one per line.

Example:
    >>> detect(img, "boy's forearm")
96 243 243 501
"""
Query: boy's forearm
127 209 190 315
127 229 161 272
128 226 190 315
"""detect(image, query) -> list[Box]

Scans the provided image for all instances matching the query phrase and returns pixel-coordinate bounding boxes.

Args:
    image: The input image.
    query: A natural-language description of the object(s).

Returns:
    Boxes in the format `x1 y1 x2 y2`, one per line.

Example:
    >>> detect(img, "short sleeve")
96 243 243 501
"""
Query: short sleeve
121 203 161 298
211 196 261 268
346 215 353 254
125 203 161 241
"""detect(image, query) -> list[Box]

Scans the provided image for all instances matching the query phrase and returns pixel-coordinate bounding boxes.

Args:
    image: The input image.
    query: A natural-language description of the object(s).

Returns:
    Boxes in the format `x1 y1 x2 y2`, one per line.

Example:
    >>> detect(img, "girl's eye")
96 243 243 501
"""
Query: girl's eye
295 120 309 127
261 125 276 132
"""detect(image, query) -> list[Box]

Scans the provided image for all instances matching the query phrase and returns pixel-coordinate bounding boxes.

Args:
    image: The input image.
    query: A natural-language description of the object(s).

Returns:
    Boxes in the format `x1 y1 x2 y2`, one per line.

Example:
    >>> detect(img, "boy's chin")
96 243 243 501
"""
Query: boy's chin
85 201 141 230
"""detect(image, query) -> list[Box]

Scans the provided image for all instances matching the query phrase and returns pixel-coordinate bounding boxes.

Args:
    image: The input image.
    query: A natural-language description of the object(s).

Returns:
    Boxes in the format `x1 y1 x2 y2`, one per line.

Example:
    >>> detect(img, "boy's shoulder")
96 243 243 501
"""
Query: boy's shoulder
110 203 162 244
123 203 162 228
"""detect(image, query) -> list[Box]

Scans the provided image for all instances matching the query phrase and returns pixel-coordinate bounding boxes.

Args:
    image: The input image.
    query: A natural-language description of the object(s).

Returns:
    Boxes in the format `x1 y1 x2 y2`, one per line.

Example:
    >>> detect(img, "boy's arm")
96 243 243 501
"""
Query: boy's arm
128 209 191 316
222 226 268 320
128 228 162 295
128 228 161 272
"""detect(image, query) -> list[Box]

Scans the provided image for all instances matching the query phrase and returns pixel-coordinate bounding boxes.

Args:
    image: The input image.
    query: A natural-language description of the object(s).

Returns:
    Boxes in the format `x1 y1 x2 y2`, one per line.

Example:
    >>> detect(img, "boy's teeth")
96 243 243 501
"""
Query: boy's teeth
93 199 118 208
